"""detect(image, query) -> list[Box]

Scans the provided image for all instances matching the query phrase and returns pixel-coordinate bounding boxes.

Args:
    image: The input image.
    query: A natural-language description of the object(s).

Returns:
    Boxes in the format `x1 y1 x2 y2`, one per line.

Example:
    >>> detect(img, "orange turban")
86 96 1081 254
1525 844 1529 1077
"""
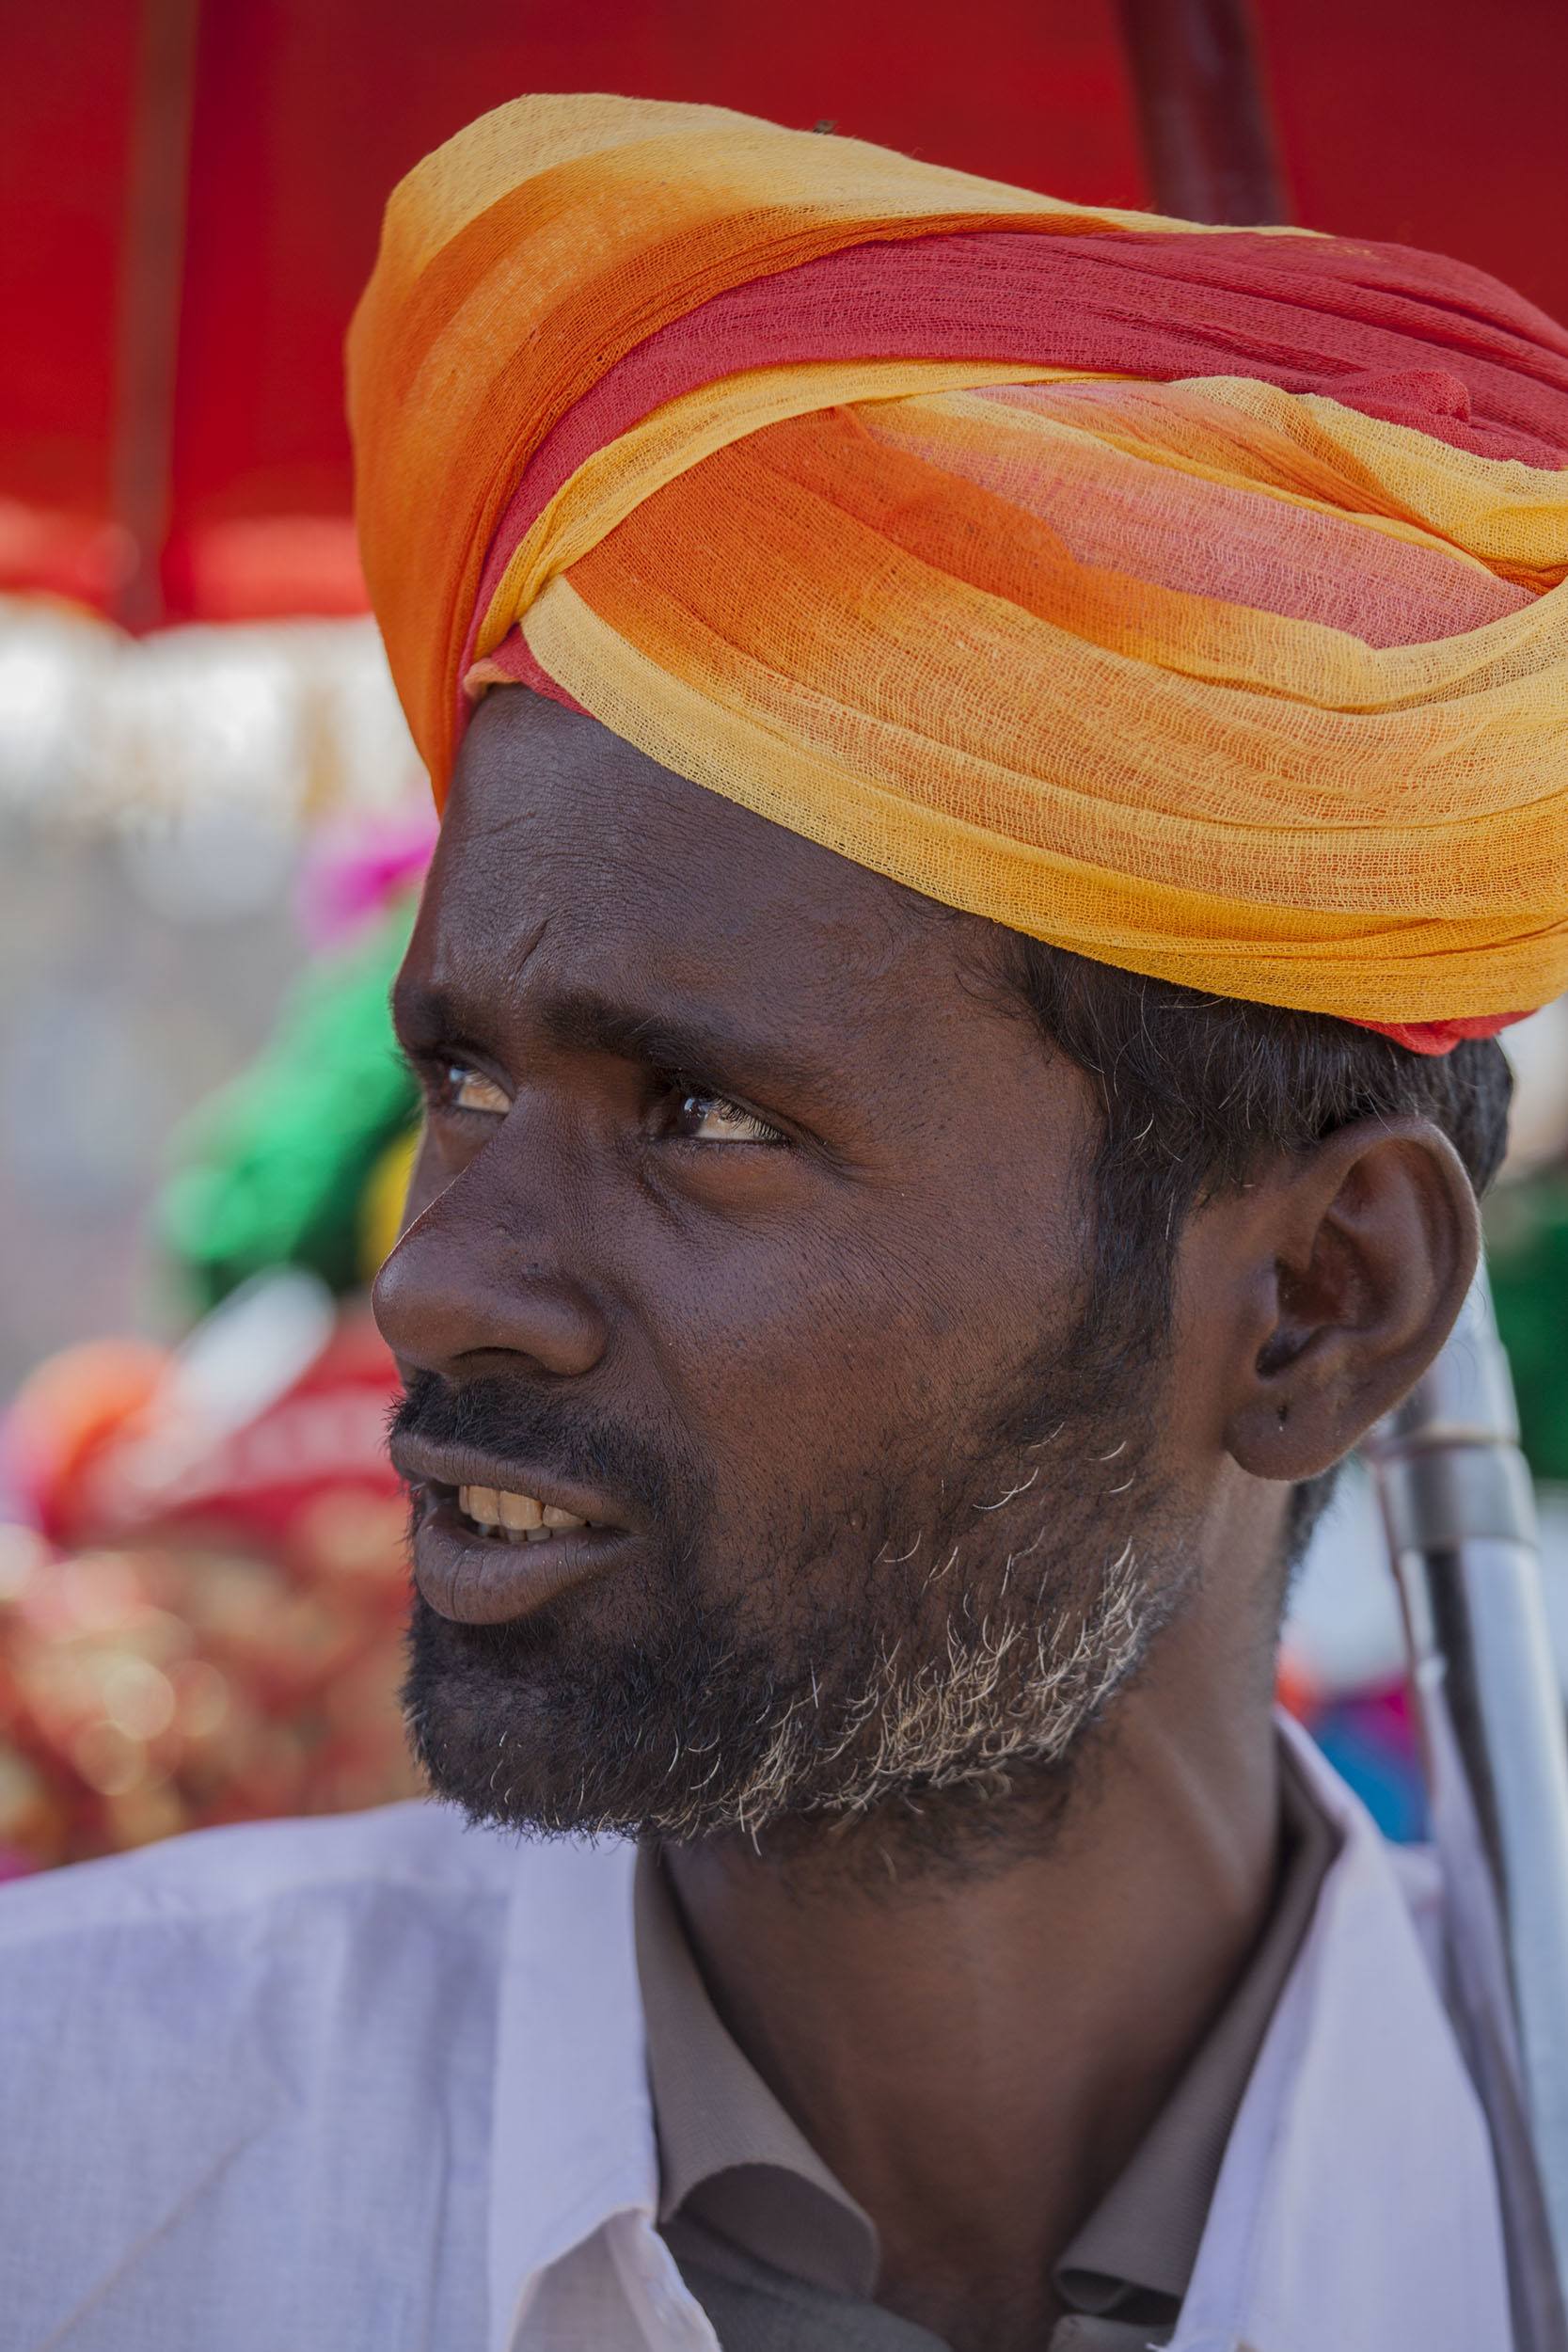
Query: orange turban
348 95 1568 1051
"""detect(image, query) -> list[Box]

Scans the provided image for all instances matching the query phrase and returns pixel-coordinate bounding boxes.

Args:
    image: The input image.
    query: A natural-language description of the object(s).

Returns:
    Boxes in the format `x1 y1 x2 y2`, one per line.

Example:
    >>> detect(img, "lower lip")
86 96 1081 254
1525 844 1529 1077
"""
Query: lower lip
411 1493 635 1626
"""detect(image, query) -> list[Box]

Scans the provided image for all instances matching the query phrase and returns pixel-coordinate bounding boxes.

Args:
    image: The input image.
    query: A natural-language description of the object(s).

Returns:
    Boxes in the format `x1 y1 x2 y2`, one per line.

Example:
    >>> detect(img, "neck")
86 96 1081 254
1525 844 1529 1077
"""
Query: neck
661 1596 1283 2352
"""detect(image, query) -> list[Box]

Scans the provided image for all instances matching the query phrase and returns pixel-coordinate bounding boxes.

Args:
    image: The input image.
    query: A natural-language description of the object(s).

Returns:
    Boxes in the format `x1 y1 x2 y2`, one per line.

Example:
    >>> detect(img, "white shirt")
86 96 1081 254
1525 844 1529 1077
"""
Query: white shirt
0 1718 1513 2351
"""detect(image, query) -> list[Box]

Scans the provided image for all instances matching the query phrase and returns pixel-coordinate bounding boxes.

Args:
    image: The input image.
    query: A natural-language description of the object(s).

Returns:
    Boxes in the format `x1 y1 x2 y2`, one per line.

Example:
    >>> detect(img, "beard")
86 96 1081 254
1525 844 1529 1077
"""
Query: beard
396 1296 1196 1875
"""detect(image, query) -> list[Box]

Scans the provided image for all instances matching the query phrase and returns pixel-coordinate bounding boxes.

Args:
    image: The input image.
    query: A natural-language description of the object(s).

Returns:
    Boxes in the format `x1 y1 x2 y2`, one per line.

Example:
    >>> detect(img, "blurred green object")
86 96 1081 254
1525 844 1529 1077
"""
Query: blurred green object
1487 1171 1568 1483
159 898 420 1311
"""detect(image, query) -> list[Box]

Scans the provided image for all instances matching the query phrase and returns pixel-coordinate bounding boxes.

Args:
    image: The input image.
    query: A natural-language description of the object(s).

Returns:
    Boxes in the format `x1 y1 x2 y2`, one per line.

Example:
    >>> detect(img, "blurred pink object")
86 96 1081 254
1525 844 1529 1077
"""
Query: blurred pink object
295 804 436 949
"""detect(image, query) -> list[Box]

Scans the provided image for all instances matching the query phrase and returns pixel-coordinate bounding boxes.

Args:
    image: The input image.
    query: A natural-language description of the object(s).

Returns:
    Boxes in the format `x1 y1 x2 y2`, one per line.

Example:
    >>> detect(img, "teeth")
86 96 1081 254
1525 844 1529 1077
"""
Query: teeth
458 1485 590 1539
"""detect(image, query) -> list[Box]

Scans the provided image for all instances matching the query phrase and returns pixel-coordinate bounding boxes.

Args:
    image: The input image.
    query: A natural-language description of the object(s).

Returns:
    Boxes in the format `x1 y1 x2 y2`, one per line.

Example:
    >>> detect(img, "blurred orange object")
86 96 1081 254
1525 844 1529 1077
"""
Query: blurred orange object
0 1298 418 1875
7 1338 169 1544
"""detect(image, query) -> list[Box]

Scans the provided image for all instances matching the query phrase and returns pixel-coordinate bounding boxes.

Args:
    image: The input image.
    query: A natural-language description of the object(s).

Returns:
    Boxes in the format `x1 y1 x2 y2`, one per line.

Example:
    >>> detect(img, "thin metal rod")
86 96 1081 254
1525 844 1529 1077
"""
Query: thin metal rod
1366 1268 1568 2351
1115 0 1288 223
110 0 201 631
1114 7 1565 2328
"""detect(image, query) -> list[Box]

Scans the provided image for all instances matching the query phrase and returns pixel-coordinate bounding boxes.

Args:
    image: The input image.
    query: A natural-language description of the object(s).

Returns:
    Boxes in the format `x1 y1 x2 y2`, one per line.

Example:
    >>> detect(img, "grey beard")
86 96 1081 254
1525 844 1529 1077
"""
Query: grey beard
404 1441 1193 1878
618 1533 1170 1846
401 1303 1195 1875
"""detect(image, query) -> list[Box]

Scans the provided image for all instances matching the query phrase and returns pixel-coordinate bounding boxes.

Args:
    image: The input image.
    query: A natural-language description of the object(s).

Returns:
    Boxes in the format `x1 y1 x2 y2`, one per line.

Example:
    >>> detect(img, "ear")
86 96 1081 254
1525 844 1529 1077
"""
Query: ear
1223 1117 1481 1482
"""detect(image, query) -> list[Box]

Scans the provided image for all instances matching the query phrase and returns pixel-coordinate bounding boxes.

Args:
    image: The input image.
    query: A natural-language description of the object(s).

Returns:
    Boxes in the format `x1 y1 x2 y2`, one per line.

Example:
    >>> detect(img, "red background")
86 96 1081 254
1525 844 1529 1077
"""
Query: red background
7 0 1566 621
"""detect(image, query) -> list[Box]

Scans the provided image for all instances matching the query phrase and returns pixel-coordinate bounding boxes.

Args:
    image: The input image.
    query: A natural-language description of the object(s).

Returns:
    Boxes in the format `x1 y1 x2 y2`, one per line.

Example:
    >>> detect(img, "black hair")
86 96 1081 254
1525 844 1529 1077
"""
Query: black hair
1001 940 1514 1566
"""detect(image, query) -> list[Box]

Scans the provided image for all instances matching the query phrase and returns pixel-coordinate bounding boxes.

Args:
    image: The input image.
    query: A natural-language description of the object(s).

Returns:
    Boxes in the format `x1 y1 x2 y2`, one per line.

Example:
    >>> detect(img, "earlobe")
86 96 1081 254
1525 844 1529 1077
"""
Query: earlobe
1225 1117 1481 1484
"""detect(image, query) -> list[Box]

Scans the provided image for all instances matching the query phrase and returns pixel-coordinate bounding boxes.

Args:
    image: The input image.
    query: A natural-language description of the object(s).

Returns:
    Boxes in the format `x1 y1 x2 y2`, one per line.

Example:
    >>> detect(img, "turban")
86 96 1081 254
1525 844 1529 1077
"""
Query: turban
348 95 1568 1052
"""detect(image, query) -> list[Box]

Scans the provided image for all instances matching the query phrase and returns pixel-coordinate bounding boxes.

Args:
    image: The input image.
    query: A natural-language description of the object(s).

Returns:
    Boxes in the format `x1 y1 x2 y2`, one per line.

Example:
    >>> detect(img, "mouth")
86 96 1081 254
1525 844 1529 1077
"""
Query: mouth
390 1440 637 1627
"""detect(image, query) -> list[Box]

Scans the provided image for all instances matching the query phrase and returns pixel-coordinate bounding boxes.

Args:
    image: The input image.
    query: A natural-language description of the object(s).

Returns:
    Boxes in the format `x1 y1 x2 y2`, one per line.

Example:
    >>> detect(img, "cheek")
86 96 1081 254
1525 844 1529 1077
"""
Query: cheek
645 1204 1070 1505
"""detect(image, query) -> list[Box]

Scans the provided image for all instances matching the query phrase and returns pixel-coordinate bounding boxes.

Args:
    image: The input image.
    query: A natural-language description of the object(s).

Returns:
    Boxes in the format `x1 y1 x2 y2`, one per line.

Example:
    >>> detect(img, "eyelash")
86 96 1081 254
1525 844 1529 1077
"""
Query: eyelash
672 1086 786 1148
412 1055 787 1149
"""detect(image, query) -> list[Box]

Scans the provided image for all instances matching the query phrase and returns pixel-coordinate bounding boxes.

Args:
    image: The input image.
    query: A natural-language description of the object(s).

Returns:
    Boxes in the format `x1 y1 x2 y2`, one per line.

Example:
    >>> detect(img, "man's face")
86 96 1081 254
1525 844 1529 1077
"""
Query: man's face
378 691 1207 1860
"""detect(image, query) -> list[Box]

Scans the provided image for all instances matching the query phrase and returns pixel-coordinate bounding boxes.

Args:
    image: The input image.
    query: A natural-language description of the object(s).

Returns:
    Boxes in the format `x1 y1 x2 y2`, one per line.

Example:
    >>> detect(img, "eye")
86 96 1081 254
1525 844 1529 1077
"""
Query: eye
438 1063 511 1117
675 1089 784 1145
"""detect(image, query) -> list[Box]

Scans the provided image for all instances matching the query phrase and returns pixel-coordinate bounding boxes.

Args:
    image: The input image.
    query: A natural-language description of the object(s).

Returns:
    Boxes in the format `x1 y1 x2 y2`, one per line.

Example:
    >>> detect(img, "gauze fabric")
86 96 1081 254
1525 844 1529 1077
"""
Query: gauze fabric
348 94 1568 1047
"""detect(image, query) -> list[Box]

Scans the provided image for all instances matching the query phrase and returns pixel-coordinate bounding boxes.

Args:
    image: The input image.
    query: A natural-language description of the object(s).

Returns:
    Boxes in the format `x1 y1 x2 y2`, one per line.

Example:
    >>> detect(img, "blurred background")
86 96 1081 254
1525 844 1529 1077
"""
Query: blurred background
3 0 1567 1873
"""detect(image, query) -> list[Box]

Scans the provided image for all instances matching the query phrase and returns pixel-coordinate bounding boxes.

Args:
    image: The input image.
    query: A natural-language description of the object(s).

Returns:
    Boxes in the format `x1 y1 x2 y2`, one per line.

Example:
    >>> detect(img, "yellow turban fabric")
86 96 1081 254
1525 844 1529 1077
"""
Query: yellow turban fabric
348 94 1568 1050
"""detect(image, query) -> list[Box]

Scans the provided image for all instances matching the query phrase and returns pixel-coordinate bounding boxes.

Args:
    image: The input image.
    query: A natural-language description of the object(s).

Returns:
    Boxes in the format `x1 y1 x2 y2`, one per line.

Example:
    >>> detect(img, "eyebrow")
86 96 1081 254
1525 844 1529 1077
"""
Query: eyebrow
392 975 831 1107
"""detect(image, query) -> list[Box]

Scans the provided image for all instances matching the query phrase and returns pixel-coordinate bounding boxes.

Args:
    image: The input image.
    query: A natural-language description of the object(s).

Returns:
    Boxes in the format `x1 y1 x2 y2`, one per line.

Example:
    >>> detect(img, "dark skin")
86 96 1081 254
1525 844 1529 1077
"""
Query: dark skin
376 688 1479 2352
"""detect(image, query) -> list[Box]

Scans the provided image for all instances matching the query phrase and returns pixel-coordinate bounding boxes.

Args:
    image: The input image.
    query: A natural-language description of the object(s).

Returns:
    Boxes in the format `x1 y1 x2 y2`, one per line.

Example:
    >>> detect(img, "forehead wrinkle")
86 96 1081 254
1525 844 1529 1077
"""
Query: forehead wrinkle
502 914 550 992
436 690 1020 1089
453 688 933 967
435 822 929 1051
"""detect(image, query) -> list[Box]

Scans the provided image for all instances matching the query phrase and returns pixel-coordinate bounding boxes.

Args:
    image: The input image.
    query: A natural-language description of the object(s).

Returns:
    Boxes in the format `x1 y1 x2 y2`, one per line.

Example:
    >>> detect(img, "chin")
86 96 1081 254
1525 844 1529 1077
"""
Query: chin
401 1583 806 1843
399 1589 740 1839
401 1600 593 1833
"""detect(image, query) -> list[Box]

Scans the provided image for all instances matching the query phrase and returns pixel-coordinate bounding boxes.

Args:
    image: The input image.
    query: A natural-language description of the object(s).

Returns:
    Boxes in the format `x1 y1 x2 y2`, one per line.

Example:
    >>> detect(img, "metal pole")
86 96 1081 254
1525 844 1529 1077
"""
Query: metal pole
1114 0 1288 224
1365 1268 1568 2352
110 0 201 631
1109 13 1568 2330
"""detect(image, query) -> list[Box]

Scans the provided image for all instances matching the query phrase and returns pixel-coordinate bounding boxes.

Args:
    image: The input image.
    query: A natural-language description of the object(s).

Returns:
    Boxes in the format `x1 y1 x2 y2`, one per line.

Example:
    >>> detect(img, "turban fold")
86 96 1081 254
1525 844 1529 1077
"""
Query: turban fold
348 95 1568 1050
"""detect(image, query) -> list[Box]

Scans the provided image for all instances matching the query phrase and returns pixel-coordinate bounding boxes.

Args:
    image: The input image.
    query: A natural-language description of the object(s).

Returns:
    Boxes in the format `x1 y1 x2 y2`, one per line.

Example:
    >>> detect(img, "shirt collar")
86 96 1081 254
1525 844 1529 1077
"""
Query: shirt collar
485 1718 1512 2352
486 1832 657 2352
634 1843 879 2296
1171 1715 1510 2352
1054 1736 1340 2319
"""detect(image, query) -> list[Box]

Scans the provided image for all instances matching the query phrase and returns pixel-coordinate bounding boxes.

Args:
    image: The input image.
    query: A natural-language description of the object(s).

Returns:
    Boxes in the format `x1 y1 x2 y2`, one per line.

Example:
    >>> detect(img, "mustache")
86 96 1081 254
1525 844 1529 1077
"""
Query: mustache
388 1367 702 1536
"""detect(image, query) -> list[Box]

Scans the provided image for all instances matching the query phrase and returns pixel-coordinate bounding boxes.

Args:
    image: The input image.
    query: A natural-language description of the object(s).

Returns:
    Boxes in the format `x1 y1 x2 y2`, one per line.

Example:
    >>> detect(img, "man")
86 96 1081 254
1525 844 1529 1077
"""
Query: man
3 93 1566 2352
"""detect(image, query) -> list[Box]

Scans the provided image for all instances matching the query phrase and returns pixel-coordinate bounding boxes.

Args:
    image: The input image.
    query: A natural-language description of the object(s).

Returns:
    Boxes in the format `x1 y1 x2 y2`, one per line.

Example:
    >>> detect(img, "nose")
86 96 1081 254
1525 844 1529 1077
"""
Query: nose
372 1160 610 1383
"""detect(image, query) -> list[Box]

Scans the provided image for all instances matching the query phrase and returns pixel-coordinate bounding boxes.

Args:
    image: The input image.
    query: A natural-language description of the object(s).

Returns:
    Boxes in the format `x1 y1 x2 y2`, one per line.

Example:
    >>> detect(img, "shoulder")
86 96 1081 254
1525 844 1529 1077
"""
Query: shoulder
0 1798 640 2079
0 1808 636 2347
0 1802 526 2137
0 1795 513 1945
0 1800 628 2082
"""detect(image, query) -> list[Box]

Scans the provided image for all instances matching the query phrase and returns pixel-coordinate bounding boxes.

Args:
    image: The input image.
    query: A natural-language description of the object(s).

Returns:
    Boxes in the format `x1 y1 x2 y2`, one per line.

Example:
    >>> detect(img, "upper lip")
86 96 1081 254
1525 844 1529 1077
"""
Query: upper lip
388 1434 630 1533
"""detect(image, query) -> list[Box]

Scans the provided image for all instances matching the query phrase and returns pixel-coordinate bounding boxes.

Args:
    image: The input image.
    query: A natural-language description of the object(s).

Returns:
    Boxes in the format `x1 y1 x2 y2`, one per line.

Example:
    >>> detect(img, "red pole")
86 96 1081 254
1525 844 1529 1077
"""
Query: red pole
110 0 200 630
1115 0 1288 225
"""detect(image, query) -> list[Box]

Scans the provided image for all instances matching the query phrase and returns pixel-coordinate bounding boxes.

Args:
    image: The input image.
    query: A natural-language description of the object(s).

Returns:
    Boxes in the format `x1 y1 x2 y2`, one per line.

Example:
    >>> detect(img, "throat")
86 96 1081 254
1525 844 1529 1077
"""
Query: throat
657 1695 1283 2347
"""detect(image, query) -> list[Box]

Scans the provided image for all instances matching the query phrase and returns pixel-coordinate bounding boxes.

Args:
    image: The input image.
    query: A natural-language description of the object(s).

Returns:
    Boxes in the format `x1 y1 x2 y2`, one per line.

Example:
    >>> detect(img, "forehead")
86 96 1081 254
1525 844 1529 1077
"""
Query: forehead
412 690 967 1043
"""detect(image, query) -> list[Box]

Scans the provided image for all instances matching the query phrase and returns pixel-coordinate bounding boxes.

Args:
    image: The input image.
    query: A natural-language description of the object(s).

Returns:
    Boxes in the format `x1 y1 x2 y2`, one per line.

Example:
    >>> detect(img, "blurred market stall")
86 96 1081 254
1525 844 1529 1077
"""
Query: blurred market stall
0 834 427 1872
